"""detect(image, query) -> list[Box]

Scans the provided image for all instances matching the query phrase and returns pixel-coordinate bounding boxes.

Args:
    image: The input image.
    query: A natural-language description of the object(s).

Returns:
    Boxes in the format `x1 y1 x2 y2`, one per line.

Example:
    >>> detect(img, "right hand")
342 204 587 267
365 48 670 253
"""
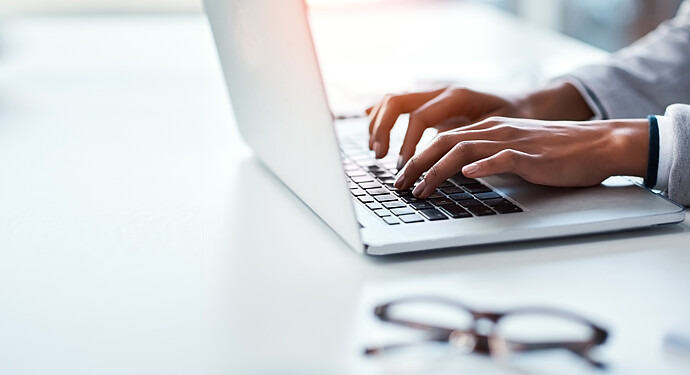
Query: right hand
367 86 534 169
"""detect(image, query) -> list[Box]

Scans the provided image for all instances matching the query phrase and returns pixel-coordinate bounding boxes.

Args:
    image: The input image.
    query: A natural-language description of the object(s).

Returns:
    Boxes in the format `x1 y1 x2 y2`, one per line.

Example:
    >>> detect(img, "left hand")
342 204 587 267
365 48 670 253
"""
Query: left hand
393 116 650 198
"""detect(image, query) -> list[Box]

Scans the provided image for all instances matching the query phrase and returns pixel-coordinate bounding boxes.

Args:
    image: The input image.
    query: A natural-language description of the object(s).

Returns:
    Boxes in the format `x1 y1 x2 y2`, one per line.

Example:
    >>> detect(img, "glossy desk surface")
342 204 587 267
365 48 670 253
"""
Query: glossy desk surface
1 3 689 374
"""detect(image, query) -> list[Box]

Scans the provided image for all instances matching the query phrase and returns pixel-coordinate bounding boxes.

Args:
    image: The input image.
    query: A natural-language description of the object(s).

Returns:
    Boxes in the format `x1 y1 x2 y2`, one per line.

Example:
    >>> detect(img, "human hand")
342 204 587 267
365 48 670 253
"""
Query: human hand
366 82 594 169
367 86 532 168
392 117 649 198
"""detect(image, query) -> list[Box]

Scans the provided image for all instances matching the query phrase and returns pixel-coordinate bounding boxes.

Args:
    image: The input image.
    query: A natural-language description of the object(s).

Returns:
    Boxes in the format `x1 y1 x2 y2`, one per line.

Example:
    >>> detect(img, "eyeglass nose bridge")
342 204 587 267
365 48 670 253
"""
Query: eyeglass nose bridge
447 311 502 354
472 311 502 321
448 328 494 354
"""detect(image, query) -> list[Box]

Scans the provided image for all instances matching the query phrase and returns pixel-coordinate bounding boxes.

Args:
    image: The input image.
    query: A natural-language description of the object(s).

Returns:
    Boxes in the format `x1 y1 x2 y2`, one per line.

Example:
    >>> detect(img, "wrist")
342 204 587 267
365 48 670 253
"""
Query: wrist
515 81 594 121
604 119 650 178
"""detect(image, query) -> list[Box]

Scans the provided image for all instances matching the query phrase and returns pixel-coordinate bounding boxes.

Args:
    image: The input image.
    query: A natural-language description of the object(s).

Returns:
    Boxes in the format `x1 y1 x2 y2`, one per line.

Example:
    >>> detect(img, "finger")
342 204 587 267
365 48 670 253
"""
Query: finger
412 142 504 198
398 88 475 168
395 124 515 189
368 101 383 150
365 106 373 115
462 149 528 179
370 89 444 158
396 131 465 189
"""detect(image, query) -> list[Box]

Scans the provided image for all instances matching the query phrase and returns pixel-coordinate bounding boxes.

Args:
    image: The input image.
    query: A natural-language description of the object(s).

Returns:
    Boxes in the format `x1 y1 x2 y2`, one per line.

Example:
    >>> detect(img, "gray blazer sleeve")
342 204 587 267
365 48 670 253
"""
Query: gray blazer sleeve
567 2 690 205
666 104 690 205
566 1 690 119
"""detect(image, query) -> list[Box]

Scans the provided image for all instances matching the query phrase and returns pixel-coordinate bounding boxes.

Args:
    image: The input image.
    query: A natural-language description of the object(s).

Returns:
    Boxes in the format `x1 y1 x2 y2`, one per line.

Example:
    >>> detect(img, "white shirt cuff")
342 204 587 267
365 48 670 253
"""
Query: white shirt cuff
654 115 673 191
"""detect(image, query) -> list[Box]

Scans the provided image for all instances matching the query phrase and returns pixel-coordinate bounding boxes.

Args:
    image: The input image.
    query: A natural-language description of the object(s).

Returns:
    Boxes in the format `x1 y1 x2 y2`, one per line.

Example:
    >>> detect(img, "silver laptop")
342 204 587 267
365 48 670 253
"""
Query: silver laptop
203 0 685 255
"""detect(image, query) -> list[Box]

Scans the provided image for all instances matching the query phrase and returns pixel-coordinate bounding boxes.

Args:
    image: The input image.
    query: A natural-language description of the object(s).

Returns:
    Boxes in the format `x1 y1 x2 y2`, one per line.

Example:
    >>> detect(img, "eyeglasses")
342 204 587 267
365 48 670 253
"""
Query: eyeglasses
364 296 608 373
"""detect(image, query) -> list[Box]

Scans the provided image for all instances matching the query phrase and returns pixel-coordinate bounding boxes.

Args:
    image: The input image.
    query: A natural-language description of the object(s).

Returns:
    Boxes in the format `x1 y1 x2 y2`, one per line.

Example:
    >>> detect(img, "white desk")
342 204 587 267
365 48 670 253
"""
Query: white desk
0 3 689 374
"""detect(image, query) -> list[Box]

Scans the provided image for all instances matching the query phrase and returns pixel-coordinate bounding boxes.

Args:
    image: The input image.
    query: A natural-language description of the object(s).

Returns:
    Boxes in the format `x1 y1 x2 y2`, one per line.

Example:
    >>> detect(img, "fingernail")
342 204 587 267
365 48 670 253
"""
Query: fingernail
394 172 406 188
464 163 479 175
412 180 426 197
374 142 382 158
397 155 407 170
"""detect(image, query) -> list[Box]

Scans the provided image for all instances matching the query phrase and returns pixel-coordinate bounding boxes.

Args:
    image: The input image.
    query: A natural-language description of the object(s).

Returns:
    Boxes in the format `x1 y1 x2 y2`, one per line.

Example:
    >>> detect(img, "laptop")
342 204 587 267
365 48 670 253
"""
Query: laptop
203 0 685 255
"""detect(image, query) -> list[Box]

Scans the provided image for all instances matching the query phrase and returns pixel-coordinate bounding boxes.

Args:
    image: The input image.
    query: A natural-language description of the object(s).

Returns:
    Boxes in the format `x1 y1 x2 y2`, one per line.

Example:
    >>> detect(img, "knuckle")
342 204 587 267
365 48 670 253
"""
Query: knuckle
447 86 468 96
406 157 419 172
451 141 473 156
408 111 429 127
492 124 522 139
497 124 516 136
505 149 517 160
433 133 453 148
502 149 521 167
382 94 399 108
427 165 442 180
485 115 507 125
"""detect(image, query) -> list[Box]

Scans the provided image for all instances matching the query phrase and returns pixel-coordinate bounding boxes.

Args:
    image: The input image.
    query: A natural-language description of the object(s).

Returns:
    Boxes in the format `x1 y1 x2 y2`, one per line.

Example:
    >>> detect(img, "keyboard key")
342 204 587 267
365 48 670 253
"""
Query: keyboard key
450 174 478 186
430 197 454 206
366 202 383 210
475 192 502 200
373 171 394 179
467 205 497 216
457 199 484 207
381 161 397 169
347 181 358 189
493 204 523 214
419 208 448 221
383 201 407 209
428 192 445 199
393 189 414 197
401 195 423 203
438 182 455 188
359 182 382 189
440 186 464 195
374 209 391 217
399 214 425 223
410 202 435 210
351 188 366 196
449 192 473 201
356 160 377 167
483 198 512 207
391 207 416 216
437 204 472 218
392 190 414 197
374 194 398 202
346 169 367 177
464 184 492 194
366 188 389 196
383 216 400 225
358 195 375 203
352 175 375 183
379 177 397 184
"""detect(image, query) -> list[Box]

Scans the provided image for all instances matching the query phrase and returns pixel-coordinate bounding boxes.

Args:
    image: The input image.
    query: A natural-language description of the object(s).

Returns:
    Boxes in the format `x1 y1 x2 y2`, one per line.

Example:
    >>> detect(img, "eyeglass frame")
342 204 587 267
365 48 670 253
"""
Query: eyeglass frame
365 296 609 369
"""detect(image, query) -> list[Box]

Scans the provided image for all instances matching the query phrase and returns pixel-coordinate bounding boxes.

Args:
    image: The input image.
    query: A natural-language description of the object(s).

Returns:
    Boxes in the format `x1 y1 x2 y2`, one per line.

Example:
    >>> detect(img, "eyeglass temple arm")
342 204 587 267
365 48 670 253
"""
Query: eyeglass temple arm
507 340 607 368
363 333 450 356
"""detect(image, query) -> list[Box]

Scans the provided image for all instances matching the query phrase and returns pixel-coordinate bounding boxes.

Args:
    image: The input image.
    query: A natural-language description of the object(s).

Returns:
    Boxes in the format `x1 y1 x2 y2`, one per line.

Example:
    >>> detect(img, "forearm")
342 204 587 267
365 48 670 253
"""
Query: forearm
515 81 595 121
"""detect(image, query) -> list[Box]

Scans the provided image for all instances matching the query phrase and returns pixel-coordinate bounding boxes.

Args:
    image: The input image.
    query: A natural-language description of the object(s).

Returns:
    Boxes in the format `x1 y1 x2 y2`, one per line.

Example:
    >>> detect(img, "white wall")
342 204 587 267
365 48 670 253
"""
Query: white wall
0 0 202 15
515 0 565 31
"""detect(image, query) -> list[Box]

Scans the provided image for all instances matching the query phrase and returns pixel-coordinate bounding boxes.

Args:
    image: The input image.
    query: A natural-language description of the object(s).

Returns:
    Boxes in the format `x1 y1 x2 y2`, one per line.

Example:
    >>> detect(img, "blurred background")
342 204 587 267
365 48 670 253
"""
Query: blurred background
0 0 684 52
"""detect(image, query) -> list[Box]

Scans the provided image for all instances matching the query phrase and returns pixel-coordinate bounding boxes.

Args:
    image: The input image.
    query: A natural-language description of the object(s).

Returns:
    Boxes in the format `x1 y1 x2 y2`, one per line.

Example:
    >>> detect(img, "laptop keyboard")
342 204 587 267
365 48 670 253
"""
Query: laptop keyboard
340 140 523 225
